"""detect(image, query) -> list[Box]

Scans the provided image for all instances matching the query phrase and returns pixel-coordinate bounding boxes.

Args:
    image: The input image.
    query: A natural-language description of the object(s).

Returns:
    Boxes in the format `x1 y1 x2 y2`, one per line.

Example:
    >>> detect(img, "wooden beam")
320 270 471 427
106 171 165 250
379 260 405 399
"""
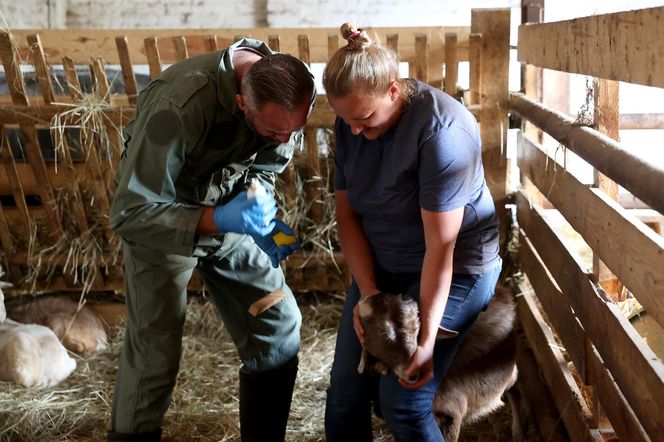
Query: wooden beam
0 31 30 106
510 92 664 215
27 34 55 105
517 6 664 88
517 134 664 329
468 33 481 106
413 34 428 83
514 161 664 437
115 36 138 105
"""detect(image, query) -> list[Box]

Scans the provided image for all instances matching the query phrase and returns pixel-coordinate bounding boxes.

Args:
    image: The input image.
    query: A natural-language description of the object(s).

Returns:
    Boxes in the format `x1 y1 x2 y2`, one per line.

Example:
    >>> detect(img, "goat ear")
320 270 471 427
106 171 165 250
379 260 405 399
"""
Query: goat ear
358 346 367 374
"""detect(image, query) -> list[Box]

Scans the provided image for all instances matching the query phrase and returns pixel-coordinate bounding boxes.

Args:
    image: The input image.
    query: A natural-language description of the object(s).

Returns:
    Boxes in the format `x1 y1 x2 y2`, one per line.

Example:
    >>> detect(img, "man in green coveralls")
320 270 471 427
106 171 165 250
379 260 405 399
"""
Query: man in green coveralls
107 38 316 442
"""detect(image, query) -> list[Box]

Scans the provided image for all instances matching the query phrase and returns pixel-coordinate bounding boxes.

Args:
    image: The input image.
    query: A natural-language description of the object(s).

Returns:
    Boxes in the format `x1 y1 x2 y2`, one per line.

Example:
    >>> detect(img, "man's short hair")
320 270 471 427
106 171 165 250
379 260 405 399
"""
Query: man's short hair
242 53 315 112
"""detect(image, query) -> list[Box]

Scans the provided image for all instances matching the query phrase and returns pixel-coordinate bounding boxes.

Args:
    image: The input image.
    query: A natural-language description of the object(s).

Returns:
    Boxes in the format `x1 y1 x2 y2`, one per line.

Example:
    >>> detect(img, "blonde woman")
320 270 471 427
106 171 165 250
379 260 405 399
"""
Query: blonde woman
323 24 502 441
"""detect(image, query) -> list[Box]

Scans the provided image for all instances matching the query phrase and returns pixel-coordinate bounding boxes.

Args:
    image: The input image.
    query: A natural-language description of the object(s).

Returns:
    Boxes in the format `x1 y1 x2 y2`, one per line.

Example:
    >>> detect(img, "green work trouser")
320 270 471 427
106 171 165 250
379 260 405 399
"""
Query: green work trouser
110 233 302 434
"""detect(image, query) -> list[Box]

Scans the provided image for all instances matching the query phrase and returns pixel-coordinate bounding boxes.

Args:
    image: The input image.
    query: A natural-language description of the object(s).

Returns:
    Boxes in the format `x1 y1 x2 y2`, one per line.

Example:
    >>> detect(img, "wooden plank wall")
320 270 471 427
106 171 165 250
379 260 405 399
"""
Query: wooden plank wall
513 6 664 441
0 14 509 294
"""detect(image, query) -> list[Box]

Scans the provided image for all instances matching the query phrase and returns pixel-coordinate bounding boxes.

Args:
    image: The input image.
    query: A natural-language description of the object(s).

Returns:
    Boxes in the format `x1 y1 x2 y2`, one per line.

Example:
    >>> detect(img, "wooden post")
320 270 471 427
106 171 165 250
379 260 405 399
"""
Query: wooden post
268 35 280 52
62 56 83 100
386 33 399 56
203 34 218 52
443 33 458 97
144 36 162 80
472 8 511 250
592 78 621 304
172 36 188 62
115 36 138 105
468 33 481 106
298 34 323 224
414 34 428 83
327 34 339 58
27 34 55 105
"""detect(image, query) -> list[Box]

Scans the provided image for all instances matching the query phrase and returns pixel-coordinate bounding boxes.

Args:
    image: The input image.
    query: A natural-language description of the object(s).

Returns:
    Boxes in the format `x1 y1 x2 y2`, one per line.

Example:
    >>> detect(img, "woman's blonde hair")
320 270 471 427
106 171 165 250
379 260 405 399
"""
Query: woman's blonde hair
323 23 412 99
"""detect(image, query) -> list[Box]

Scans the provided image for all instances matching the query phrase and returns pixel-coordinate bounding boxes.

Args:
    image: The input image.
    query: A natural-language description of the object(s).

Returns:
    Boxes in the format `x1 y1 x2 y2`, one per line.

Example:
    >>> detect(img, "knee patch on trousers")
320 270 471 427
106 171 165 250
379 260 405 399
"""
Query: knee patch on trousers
248 289 286 316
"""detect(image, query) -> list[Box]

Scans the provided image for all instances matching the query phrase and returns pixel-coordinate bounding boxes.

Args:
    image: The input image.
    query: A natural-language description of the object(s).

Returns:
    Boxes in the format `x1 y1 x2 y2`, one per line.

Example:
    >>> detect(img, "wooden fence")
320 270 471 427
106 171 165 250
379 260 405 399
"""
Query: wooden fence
512 6 664 441
0 9 511 294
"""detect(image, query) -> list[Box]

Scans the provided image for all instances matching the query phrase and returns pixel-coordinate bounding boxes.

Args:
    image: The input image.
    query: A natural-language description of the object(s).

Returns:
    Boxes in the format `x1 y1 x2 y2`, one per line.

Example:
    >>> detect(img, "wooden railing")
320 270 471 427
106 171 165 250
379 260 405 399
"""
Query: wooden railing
512 6 664 441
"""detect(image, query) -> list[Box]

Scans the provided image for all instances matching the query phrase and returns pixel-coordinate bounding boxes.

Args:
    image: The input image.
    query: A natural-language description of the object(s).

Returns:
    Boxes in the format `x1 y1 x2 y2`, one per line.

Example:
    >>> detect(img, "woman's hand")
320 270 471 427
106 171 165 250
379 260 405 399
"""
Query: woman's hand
399 343 435 389
353 302 365 344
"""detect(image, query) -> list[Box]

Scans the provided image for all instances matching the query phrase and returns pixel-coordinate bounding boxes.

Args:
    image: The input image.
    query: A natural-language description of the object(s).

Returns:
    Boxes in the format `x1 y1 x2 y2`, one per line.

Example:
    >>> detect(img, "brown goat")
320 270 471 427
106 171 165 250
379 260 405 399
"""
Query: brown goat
358 286 519 441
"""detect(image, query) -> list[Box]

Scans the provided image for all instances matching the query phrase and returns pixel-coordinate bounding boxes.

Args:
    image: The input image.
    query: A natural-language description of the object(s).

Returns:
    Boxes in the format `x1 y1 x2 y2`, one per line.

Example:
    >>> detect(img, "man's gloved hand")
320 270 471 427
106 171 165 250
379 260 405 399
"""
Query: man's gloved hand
213 190 277 236
251 220 301 268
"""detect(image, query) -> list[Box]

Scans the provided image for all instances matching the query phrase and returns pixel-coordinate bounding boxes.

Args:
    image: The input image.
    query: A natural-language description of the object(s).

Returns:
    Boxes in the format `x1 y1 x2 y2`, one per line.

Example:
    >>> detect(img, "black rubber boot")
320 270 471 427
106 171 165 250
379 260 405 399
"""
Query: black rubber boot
107 428 162 442
239 356 299 442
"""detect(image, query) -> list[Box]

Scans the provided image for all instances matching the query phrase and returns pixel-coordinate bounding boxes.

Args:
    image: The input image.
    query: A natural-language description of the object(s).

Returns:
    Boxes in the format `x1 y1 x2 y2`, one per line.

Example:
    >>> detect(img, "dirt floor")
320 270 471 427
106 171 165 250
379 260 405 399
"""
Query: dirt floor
0 292 514 441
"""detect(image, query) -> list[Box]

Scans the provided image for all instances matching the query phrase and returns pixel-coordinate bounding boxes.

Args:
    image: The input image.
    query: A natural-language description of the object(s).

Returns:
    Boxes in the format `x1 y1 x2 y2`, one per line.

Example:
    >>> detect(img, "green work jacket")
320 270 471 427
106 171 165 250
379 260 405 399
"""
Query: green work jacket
110 38 305 257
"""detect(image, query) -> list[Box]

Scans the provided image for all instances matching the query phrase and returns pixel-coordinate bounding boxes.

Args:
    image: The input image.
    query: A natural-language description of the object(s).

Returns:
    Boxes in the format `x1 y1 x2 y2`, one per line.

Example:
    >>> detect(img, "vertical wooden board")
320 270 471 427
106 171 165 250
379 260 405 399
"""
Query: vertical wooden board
592 78 620 297
268 35 280 52
327 34 338 60
0 202 23 282
413 34 428 83
297 34 311 65
20 125 63 240
444 33 458 97
386 34 399 57
27 34 55 105
173 36 189 62
0 31 30 106
472 8 510 200
91 57 111 102
144 36 162 80
115 36 138 105
1 127 31 227
62 56 83 100
468 33 481 106
203 34 218 52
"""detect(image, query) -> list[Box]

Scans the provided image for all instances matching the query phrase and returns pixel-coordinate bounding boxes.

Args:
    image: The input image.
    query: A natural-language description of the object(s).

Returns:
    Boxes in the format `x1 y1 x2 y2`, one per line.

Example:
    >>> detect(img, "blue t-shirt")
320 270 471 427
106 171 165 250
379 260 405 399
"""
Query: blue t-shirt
334 79 500 274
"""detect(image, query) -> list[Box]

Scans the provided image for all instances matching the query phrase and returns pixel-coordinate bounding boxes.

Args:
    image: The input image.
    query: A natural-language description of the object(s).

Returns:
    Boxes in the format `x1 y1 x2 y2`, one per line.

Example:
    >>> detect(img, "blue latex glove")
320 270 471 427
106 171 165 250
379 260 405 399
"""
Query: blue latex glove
213 190 277 236
251 220 301 268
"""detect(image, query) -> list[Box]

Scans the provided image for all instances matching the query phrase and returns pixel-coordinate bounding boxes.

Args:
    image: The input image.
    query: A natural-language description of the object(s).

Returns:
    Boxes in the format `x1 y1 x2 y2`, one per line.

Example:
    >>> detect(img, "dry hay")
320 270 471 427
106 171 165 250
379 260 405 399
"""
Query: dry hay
0 291 515 441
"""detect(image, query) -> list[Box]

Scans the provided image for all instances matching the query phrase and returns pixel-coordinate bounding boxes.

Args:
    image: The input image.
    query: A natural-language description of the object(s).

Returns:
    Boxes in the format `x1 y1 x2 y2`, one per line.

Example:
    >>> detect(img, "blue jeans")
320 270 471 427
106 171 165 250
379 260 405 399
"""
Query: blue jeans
325 263 502 441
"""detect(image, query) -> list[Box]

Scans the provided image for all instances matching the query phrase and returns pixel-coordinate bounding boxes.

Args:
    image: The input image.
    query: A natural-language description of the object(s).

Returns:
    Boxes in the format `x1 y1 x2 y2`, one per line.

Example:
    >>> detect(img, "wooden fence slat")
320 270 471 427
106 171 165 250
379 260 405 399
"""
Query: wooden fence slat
517 129 664 330
386 33 398 57
91 57 111 102
144 36 162 80
517 281 603 442
517 208 652 442
27 34 55 105
297 34 311 65
1 127 32 229
516 220 587 380
0 201 23 281
203 34 218 52
413 34 428 83
443 33 458 97
327 34 338 59
515 142 664 437
115 36 138 105
172 35 188 62
268 35 280 52
510 92 664 217
468 33 481 105
0 31 30 106
20 125 63 239
517 6 664 88
62 56 83 101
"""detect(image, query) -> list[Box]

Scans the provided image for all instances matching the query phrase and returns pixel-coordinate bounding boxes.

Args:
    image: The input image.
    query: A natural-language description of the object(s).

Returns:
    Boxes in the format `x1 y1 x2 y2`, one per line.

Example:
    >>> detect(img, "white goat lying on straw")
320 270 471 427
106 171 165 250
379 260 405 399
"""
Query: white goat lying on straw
0 287 77 388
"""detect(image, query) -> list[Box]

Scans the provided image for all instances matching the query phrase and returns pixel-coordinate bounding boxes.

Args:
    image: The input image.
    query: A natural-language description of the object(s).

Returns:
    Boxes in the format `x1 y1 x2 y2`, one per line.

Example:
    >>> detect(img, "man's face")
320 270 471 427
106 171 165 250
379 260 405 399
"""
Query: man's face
238 96 309 144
